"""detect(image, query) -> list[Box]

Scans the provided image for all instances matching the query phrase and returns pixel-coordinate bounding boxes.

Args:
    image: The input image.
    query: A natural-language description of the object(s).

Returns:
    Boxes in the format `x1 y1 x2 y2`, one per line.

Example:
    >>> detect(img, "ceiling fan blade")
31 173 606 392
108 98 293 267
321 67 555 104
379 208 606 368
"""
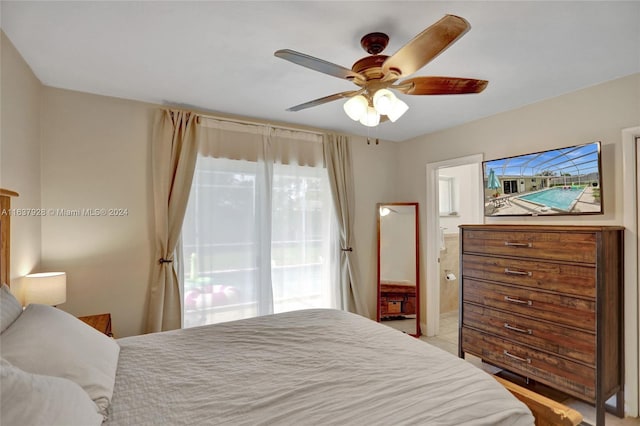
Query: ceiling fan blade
275 49 363 81
382 15 470 78
397 76 488 95
286 90 361 112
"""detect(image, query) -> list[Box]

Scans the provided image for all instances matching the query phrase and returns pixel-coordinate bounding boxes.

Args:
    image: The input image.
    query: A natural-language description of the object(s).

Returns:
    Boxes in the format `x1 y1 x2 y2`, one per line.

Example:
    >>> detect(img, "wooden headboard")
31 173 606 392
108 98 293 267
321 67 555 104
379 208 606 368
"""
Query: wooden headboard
0 188 19 287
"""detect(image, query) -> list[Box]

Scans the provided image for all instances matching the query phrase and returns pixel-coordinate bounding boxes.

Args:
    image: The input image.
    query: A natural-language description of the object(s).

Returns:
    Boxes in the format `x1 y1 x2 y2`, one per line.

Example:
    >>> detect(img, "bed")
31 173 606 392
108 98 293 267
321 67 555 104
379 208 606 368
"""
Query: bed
2 301 536 426
1 295 585 426
108 309 534 425
0 188 581 426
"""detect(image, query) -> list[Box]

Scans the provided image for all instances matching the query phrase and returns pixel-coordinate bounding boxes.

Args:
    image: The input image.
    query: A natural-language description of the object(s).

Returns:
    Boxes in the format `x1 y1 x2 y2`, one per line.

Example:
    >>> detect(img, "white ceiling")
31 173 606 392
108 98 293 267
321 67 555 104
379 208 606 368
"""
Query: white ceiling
2 1 639 142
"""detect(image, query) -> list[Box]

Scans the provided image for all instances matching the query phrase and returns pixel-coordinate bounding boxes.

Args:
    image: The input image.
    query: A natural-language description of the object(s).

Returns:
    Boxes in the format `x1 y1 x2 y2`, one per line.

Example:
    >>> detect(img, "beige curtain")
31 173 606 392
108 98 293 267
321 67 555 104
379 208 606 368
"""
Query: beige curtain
323 134 369 317
146 109 200 333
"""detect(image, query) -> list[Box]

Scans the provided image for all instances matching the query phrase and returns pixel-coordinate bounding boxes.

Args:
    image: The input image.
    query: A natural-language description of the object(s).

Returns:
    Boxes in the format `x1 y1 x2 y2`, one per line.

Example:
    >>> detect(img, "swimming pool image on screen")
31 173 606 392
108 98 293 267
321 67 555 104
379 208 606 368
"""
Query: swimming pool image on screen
518 187 584 211
482 141 602 216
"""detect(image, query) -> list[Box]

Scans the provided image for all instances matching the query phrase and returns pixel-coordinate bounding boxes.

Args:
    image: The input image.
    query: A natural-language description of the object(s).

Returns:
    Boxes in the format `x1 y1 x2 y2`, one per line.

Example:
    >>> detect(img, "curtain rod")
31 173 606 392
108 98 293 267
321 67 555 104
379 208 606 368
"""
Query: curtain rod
196 111 327 137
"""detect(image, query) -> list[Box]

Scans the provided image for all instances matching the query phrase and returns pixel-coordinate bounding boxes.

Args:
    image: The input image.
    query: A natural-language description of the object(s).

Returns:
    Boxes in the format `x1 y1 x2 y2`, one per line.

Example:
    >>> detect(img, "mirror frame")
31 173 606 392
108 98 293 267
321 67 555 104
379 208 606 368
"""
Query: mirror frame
376 202 420 337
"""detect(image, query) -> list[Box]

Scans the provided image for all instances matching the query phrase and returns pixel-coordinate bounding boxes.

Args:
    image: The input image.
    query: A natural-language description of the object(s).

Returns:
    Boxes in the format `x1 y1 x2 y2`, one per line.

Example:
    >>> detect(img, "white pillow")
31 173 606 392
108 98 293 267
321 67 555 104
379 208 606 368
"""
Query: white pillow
0 304 120 415
0 283 23 333
1 358 103 426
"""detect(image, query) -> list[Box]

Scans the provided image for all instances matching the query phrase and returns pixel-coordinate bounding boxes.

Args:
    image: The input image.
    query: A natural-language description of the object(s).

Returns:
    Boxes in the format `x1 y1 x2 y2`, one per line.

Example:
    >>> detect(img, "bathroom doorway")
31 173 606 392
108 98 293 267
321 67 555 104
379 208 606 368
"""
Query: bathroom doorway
425 155 483 337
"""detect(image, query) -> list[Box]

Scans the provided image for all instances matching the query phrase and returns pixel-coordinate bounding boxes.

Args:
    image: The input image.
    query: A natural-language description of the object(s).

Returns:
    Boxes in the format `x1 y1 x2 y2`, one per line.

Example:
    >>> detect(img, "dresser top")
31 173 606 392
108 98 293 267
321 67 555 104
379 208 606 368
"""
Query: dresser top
459 224 624 232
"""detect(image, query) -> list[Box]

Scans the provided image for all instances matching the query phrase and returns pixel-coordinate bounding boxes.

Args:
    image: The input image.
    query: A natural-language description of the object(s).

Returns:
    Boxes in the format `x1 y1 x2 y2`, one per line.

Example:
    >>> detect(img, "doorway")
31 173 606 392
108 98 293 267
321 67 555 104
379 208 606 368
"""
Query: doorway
503 180 518 194
425 154 483 337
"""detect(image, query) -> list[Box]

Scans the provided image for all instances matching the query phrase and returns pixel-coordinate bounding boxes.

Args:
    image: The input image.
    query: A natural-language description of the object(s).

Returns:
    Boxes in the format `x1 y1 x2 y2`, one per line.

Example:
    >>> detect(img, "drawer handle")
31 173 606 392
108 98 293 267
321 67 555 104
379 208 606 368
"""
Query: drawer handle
504 323 533 335
503 350 531 364
504 296 533 306
504 268 532 276
504 241 533 248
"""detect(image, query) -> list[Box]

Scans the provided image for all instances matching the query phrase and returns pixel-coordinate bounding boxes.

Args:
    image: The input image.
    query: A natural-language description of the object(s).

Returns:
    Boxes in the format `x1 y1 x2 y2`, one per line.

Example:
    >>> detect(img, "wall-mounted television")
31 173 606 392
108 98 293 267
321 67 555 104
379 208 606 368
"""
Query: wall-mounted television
483 141 602 217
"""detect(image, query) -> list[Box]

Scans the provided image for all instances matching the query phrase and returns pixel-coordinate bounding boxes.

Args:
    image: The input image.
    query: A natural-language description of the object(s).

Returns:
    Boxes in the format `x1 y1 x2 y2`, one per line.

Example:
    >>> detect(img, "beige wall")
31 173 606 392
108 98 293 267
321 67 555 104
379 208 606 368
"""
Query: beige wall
343 136 399 318
39 88 156 337
0 31 42 292
439 234 459 314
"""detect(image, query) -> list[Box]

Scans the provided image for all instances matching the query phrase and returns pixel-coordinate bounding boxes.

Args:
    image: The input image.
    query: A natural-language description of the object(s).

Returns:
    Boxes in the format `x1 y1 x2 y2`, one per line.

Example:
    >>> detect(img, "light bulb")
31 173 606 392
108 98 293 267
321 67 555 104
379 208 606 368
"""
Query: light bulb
380 207 391 216
373 89 396 115
359 106 380 127
343 95 368 121
387 98 409 122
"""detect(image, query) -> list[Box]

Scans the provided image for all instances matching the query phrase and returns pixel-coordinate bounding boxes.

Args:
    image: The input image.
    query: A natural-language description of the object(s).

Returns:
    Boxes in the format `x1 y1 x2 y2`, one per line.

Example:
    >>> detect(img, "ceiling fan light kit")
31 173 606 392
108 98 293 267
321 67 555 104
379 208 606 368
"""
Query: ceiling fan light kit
360 106 381 127
275 14 488 128
343 89 409 125
386 98 409 123
343 95 369 121
372 89 396 115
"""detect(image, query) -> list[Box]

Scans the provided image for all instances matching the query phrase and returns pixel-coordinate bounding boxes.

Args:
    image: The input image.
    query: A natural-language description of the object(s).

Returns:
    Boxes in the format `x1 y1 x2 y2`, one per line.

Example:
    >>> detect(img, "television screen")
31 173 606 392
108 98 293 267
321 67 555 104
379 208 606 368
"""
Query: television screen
483 141 602 217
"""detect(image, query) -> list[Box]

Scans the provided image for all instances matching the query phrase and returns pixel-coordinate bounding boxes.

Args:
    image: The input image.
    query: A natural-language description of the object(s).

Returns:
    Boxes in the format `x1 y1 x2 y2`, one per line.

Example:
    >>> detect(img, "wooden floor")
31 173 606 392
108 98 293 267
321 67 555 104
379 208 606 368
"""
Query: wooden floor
421 311 640 426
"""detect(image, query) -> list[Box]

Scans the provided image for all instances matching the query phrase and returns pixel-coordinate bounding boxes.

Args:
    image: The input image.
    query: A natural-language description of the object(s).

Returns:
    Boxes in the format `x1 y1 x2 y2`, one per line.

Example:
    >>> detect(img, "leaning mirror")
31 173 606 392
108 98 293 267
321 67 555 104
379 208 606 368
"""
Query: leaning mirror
377 202 420 337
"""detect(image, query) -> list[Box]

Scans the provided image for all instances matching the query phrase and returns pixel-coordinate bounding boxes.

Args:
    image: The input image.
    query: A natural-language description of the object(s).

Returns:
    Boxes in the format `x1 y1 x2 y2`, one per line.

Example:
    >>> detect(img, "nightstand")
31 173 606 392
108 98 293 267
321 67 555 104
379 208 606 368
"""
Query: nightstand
78 313 113 337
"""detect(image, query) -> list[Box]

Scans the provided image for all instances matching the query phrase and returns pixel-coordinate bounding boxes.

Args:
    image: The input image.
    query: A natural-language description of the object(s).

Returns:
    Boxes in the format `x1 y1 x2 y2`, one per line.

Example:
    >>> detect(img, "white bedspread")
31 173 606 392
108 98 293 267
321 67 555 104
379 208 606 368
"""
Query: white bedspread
106 309 533 425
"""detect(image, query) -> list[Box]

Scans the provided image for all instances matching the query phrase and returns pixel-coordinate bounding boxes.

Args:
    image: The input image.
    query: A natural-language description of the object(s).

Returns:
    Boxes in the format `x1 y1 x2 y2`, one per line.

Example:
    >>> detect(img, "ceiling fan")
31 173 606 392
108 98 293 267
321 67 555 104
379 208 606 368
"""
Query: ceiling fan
274 14 488 127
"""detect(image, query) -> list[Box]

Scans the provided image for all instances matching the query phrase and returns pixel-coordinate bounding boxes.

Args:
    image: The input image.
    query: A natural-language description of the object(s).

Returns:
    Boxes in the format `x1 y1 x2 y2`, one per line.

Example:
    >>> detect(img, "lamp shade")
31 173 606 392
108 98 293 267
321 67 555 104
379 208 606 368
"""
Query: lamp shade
387 98 409 122
372 89 396 115
359 106 380 127
24 272 66 306
343 95 368 121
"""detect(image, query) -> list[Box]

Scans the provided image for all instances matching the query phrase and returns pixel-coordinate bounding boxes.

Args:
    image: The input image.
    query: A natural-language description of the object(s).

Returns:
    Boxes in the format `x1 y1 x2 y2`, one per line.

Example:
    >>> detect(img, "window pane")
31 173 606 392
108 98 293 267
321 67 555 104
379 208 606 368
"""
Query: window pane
182 157 335 328
439 178 452 215
182 158 260 327
271 163 334 314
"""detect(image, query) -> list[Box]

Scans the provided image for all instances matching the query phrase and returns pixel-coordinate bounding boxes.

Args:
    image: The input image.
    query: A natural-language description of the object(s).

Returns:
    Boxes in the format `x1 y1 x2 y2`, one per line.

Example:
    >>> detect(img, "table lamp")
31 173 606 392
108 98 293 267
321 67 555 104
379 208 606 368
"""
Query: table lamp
23 272 67 306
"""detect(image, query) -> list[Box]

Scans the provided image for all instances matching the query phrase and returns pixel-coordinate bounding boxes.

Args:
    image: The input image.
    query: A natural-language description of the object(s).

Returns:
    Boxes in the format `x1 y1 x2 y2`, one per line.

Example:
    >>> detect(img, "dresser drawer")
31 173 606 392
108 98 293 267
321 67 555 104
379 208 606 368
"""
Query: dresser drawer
462 254 595 298
462 303 595 364
462 230 596 263
462 327 595 401
462 279 595 330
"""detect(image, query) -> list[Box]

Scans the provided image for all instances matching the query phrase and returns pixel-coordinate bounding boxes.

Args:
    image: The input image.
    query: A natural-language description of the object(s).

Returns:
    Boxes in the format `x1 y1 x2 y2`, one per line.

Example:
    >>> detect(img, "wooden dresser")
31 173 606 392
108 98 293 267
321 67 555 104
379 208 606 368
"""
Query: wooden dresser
458 224 624 425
